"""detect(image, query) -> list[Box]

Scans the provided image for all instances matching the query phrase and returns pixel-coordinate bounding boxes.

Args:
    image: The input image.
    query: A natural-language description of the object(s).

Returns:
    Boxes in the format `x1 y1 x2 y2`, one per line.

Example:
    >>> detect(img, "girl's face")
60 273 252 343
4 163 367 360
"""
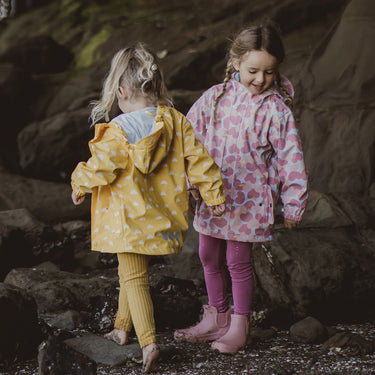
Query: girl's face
233 49 278 95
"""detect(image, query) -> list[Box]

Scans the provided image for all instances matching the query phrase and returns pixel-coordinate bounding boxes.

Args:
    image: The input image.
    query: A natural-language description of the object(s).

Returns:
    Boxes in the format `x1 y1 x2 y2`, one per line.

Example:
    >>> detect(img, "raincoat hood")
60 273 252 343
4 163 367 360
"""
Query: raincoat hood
112 108 173 174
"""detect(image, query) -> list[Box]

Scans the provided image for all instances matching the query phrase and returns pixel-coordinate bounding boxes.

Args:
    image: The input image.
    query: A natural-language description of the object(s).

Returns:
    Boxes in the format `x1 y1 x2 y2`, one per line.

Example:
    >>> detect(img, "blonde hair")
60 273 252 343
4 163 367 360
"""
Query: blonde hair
90 42 172 125
213 22 292 119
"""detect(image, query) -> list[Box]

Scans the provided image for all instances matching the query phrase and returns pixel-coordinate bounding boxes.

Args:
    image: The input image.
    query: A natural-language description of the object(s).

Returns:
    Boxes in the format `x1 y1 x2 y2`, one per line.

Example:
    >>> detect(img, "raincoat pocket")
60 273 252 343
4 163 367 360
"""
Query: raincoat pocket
262 185 274 225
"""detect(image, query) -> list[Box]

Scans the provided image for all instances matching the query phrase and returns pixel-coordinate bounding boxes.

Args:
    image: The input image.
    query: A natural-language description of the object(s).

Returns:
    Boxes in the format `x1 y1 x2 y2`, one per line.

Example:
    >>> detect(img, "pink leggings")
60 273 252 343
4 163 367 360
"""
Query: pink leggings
199 233 254 318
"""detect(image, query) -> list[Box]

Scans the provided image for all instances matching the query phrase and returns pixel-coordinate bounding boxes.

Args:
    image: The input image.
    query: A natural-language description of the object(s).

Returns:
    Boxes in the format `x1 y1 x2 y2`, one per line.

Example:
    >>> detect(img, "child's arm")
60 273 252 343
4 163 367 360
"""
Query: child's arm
269 112 308 225
181 117 225 209
71 123 128 198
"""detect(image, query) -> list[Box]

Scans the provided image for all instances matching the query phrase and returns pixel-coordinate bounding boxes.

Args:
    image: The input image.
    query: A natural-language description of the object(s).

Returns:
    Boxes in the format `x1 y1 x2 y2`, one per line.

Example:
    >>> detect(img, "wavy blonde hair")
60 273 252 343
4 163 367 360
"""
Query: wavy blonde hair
213 22 292 119
90 42 172 125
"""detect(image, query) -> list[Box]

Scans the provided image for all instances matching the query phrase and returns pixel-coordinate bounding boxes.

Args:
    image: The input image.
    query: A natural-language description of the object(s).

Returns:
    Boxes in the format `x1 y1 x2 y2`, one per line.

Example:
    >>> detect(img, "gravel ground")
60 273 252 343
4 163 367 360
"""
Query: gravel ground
3 323 375 375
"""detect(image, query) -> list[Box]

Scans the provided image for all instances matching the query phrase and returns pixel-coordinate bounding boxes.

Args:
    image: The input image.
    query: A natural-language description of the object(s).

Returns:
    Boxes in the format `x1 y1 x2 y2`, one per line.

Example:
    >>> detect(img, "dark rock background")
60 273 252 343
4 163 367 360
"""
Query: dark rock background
1 0 375 373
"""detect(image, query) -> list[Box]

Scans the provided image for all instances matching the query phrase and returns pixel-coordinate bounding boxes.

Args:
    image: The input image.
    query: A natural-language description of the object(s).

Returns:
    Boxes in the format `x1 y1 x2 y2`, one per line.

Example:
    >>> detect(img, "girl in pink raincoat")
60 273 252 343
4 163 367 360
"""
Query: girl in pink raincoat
174 22 308 354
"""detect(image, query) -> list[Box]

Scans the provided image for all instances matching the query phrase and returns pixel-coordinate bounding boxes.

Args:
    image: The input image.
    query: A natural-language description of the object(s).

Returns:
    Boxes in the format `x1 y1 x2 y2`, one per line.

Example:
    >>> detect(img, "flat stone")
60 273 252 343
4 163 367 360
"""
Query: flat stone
64 333 141 366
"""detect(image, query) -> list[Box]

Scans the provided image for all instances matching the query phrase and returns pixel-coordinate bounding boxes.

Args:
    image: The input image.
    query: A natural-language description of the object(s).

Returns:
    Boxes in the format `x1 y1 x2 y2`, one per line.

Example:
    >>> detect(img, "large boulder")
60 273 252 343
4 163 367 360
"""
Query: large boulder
252 224 375 325
0 172 90 222
38 332 97 375
0 64 33 169
297 0 375 194
0 283 41 363
0 35 73 74
0 223 31 281
4 264 203 331
0 209 75 279
18 108 93 182
4 267 118 314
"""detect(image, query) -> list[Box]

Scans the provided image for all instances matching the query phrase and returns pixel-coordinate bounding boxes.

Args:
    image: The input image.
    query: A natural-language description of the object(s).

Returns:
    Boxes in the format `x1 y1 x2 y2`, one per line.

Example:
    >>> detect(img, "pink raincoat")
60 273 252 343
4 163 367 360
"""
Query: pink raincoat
187 76 308 242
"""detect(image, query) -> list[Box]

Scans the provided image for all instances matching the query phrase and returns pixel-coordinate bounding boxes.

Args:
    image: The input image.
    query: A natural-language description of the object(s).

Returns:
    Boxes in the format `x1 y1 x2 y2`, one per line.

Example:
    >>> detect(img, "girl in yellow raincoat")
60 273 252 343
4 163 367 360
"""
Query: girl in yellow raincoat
71 43 225 373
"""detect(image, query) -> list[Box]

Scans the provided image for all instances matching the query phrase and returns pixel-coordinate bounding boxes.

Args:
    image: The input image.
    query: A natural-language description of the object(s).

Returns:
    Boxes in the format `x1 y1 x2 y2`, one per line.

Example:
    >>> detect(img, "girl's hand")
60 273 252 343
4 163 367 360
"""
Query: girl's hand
71 191 85 205
208 203 225 217
284 218 300 229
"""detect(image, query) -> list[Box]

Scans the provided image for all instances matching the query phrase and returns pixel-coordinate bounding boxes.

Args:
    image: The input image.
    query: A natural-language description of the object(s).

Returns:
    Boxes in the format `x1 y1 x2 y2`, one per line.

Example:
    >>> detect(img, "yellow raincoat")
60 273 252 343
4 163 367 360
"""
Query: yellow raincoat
71 105 225 255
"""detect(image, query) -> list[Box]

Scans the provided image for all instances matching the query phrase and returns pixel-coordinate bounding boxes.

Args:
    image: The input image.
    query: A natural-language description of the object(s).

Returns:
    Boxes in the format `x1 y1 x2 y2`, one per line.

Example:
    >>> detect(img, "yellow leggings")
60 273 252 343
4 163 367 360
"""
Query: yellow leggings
114 252 156 348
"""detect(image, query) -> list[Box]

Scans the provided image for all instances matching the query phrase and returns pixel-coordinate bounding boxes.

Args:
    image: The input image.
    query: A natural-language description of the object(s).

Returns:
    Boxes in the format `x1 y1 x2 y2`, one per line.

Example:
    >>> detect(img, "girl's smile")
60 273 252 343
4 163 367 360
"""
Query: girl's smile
233 49 278 95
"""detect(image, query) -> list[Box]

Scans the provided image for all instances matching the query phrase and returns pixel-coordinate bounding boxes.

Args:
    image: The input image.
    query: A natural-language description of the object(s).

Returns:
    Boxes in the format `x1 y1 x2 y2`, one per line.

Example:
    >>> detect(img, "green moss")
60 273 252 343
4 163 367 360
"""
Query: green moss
60 0 81 18
76 25 113 68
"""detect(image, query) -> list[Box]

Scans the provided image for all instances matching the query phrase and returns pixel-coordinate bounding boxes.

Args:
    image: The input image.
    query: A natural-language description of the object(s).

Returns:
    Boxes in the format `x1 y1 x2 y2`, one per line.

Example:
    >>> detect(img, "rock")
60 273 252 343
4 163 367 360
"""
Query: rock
35 261 61 272
332 193 375 227
4 264 203 330
297 0 375 194
43 71 101 119
0 172 90 222
0 63 33 169
64 332 141 366
48 310 84 331
299 190 352 228
153 294 202 329
0 283 41 363
0 35 73 74
38 332 97 375
0 209 75 276
4 267 118 314
57 220 102 273
252 224 375 324
290 316 328 344
250 327 277 342
0 221 32 280
0 208 47 239
150 275 198 297
18 108 93 182
323 331 375 355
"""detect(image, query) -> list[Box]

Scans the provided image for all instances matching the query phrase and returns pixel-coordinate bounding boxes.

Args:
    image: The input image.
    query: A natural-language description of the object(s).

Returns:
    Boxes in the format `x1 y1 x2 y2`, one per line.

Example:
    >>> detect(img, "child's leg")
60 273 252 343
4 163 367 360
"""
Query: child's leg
173 233 232 343
226 240 254 317
104 253 133 345
117 252 156 348
114 253 132 332
211 241 253 354
199 233 229 312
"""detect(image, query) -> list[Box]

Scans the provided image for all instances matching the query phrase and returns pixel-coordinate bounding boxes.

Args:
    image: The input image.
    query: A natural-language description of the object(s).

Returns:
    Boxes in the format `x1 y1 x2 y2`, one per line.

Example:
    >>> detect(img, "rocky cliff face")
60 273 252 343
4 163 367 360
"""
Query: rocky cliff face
0 0 352 188
297 0 375 194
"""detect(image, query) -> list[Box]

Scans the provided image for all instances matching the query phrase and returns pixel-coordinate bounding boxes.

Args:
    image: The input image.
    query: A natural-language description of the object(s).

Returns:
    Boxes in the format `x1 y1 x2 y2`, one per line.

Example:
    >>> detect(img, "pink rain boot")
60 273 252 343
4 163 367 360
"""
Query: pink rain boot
174 305 233 343
211 314 251 354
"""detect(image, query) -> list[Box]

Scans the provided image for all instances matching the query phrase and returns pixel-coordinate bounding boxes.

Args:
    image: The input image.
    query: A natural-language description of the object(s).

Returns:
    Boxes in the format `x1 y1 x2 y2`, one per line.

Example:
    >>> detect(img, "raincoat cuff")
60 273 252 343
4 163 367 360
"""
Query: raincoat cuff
282 209 303 222
71 182 86 198
205 196 225 207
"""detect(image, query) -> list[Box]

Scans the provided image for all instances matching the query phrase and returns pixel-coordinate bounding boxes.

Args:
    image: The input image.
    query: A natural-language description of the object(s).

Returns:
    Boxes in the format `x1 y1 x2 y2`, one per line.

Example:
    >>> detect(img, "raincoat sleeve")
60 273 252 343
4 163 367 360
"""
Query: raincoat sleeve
184 90 212 191
269 111 308 221
182 117 225 206
186 90 211 144
71 123 128 197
